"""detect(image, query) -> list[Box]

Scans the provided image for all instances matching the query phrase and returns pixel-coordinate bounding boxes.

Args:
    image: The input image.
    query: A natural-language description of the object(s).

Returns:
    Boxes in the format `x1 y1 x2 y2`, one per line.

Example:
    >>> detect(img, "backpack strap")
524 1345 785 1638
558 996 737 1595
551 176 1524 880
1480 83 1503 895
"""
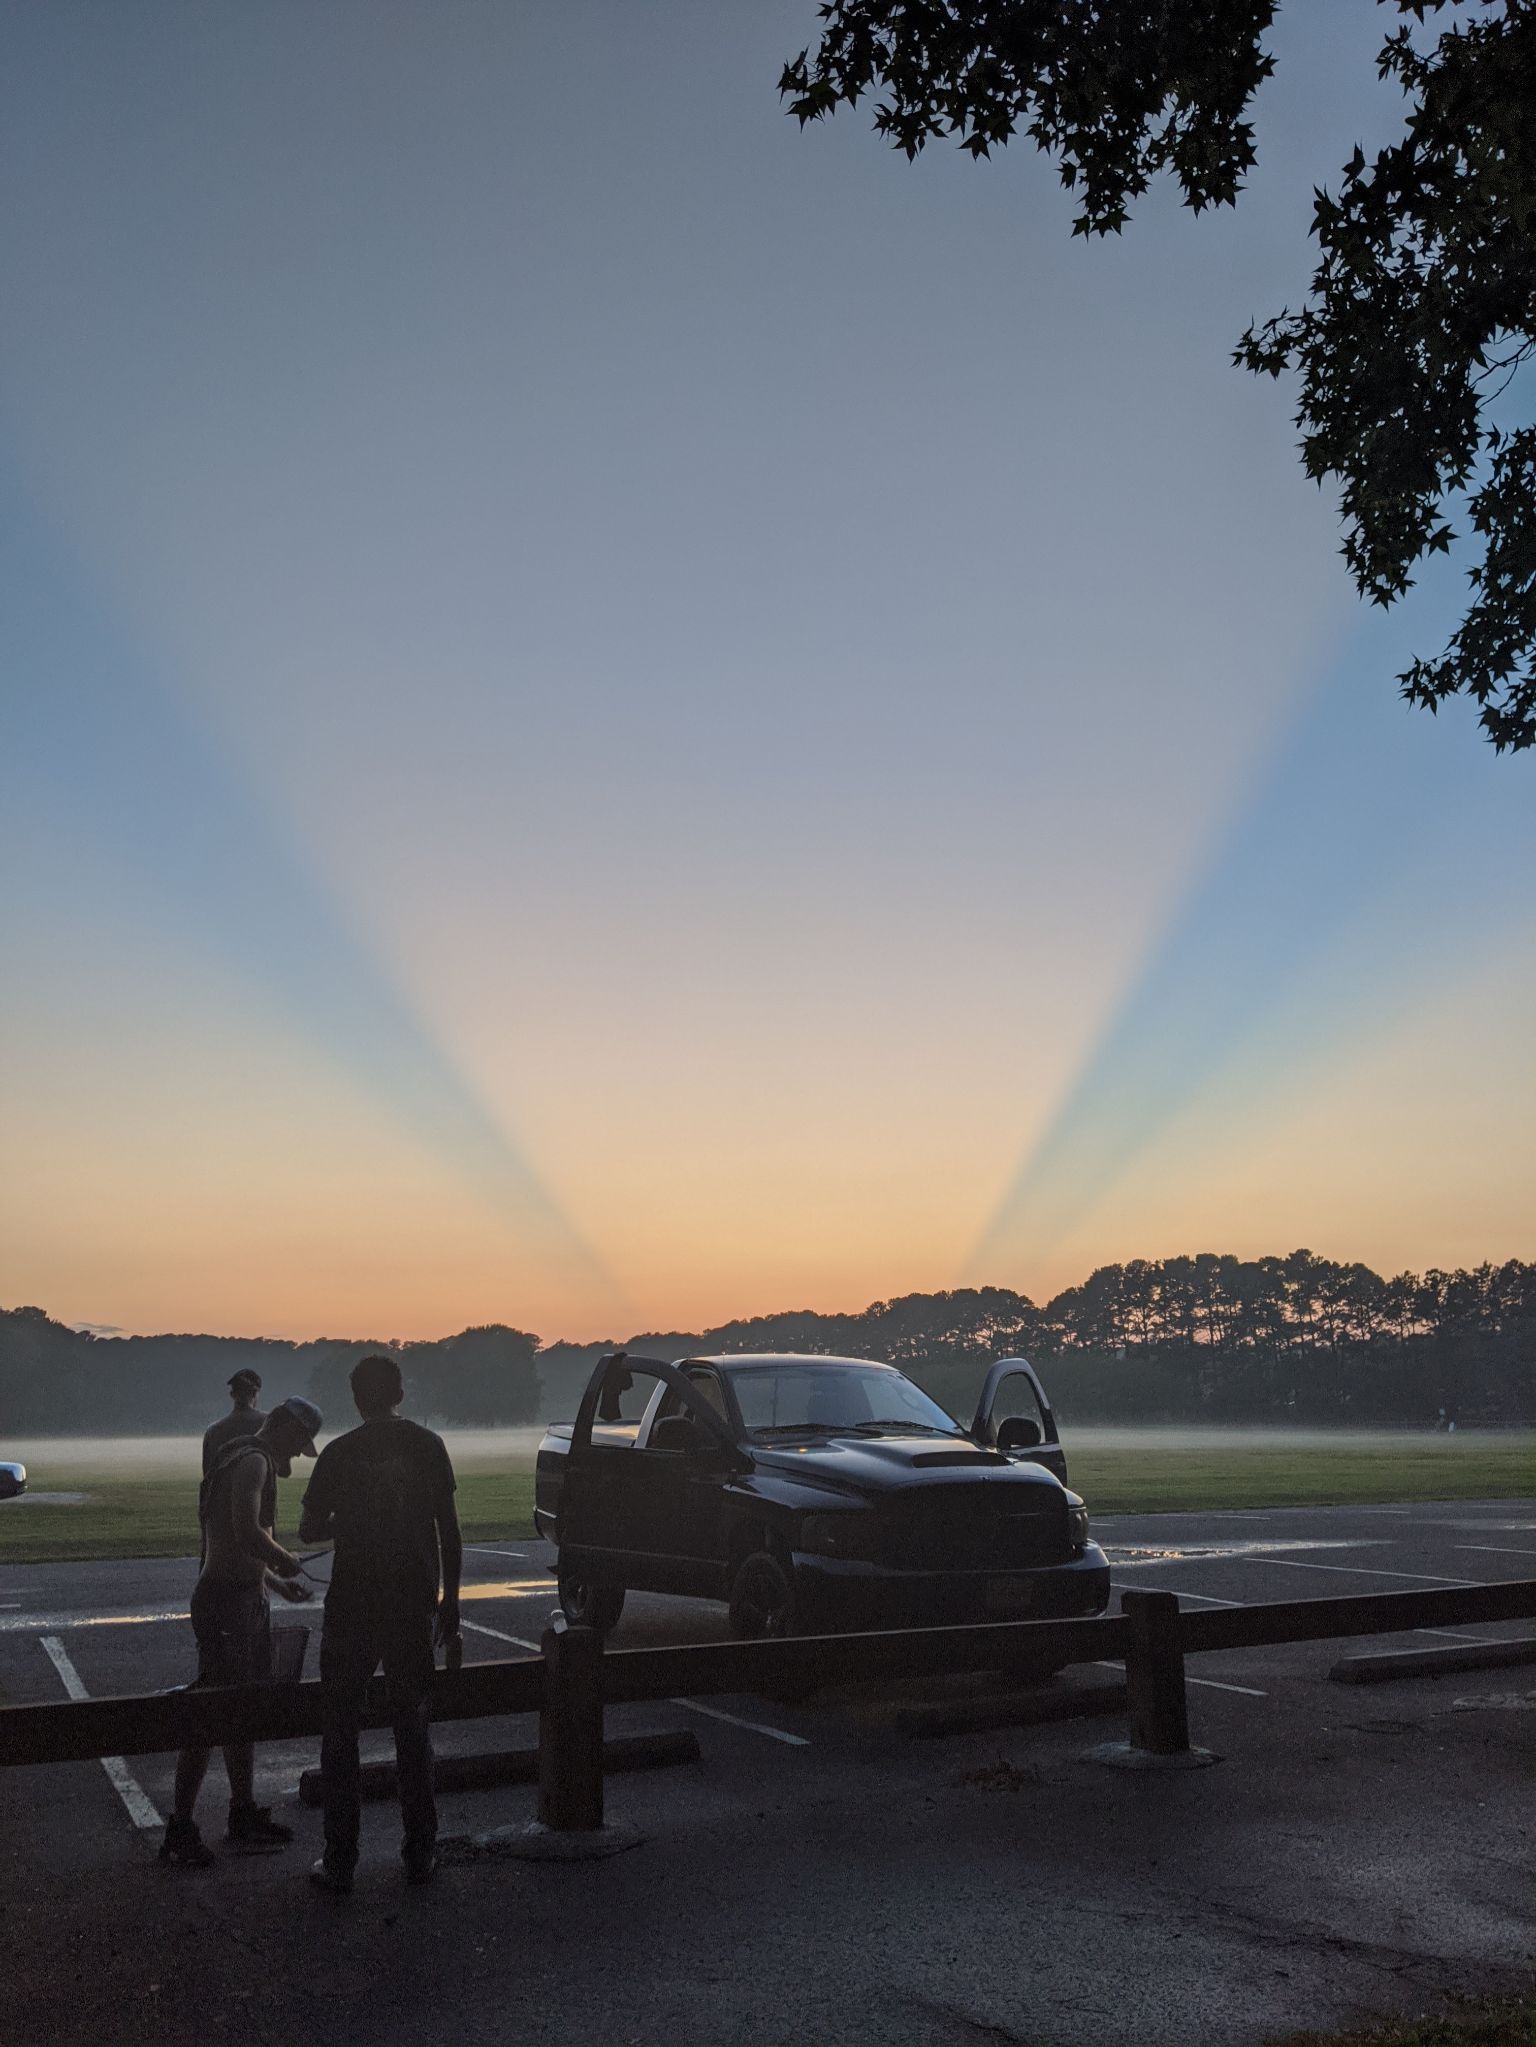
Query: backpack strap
199 1437 278 1530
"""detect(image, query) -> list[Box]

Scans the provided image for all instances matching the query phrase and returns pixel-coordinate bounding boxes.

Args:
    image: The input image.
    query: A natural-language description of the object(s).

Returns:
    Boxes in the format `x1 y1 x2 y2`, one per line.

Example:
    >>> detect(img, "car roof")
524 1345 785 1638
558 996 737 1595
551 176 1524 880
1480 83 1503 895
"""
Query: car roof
685 1353 897 1371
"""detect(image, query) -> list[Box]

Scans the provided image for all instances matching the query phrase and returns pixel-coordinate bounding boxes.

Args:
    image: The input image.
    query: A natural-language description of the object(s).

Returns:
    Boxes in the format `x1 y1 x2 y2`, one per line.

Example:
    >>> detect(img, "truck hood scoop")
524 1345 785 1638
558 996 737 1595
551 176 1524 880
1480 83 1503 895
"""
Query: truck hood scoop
909 1449 1007 1468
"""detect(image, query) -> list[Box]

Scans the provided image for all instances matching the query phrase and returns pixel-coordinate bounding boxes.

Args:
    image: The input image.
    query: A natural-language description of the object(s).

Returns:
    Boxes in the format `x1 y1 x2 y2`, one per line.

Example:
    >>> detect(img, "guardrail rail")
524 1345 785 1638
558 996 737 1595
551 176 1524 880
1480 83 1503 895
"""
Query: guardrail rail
3 1579 1532 1834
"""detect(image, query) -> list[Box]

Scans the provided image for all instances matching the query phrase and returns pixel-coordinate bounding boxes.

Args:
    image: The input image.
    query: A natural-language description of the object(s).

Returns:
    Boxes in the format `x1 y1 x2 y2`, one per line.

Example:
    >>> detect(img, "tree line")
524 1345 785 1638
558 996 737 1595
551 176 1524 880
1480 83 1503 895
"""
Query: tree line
3 1250 1530 1437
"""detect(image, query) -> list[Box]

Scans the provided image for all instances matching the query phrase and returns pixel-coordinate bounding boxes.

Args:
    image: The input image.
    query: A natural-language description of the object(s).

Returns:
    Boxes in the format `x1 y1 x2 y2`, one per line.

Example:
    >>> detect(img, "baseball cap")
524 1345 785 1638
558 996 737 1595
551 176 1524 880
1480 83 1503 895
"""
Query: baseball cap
229 1369 262 1394
275 1395 323 1455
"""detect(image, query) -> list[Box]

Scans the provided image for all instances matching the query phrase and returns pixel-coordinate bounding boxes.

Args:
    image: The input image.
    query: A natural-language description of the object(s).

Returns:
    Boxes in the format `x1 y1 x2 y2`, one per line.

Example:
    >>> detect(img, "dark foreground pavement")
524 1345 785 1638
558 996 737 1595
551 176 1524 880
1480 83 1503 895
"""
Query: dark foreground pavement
2 1500 1533 2045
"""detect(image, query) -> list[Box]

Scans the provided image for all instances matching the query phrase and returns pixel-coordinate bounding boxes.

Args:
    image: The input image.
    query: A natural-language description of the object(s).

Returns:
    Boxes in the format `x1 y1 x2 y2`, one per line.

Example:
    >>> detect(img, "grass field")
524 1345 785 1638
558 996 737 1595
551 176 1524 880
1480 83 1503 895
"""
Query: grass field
0 1432 1529 1565
0 1455 536 1566
1072 1438 1536 1514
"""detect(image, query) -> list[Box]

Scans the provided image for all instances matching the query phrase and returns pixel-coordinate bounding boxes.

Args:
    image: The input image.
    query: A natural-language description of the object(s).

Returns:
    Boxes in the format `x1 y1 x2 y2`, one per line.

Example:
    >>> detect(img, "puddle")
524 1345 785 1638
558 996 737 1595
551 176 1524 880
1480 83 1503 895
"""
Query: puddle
1104 1539 1379 1564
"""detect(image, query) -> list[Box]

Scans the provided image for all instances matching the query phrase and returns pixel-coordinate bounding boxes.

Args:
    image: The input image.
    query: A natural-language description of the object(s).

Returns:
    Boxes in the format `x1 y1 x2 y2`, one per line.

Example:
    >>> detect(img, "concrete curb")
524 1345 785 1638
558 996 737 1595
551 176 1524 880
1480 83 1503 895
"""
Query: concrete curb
1079 1741 1220 1771
455 1818 647 1862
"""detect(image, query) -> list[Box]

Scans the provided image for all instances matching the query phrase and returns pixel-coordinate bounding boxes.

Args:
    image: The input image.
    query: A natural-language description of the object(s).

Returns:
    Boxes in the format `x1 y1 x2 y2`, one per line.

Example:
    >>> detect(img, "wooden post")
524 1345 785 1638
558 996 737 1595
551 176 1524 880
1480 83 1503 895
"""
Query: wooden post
1121 1590 1189 1755
538 1617 605 1831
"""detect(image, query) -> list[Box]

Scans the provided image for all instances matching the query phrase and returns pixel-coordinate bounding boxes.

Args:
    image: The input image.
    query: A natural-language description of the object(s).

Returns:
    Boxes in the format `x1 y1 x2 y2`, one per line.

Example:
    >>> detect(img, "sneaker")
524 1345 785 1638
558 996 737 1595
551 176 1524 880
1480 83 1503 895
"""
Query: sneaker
403 1847 438 1885
226 1803 293 1853
309 1856 354 1895
159 1817 215 1868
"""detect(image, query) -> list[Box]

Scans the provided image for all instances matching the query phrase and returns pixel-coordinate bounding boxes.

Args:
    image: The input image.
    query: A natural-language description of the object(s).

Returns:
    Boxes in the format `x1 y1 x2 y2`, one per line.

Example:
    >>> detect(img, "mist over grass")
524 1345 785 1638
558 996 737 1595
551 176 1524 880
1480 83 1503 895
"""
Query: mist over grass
2 1427 547 1481
1 1426 1529 1564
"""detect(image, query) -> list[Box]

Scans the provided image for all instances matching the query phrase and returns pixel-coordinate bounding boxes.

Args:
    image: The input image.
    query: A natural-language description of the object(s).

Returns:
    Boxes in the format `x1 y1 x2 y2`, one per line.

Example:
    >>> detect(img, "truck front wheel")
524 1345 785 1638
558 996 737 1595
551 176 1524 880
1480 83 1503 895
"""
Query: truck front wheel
728 1551 799 1639
557 1571 625 1634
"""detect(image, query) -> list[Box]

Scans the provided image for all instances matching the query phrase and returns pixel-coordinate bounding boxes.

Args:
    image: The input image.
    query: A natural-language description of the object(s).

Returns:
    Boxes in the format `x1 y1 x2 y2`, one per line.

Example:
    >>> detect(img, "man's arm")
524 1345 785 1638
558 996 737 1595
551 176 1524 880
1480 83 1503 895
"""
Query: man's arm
434 1456 462 1647
229 1454 300 1576
298 1455 335 1548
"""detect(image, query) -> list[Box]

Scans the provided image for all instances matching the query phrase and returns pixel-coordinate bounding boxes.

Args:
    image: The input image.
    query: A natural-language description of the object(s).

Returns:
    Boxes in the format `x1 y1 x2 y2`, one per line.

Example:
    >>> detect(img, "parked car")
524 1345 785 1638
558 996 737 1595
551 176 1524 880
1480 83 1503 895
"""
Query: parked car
0 1461 27 1500
535 1352 1108 1638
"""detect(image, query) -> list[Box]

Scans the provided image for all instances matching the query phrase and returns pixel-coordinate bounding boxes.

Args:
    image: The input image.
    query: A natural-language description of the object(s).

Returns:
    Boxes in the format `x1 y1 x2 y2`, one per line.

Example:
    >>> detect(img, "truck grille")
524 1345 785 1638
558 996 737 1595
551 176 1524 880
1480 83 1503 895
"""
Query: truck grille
885 1484 1070 1571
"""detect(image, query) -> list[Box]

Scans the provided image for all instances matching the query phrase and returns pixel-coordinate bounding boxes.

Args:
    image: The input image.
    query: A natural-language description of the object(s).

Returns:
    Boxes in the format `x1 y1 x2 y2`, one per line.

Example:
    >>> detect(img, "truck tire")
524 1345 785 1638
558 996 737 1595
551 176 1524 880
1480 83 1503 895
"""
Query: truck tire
557 1571 625 1634
728 1551 799 1639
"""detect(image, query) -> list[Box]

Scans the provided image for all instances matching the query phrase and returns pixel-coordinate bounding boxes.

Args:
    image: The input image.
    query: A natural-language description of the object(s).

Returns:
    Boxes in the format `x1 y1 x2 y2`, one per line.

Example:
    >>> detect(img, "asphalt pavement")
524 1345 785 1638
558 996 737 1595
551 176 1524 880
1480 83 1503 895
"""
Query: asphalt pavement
2 1497 1533 2046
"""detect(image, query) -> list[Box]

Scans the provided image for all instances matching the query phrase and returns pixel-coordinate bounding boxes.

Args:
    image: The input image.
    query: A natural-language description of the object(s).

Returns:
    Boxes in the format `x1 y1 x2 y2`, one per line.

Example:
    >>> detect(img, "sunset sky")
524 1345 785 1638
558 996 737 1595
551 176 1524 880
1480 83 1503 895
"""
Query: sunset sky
2 1 1531 1344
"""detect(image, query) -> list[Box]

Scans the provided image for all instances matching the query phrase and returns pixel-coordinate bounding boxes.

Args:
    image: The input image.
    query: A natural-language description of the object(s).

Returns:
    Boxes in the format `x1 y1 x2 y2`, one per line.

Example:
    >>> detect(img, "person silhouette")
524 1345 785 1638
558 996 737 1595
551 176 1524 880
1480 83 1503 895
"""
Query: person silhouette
299 1354 461 1892
161 1396 322 1867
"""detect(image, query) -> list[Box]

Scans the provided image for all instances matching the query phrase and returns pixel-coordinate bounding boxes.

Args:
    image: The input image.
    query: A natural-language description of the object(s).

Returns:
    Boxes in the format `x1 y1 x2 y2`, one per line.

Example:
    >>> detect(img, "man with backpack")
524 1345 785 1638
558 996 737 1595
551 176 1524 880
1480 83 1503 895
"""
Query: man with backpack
299 1354 462 1892
160 1395 324 1868
201 1367 265 1474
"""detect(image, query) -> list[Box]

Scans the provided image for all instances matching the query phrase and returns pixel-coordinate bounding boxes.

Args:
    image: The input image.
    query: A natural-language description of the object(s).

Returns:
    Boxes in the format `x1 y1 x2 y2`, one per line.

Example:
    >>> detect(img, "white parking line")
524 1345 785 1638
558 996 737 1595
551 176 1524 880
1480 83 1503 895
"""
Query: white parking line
1111 1582 1241 1606
460 1619 542 1652
38 1636 163 1831
458 1620 808 1747
1091 1660 1266 1699
667 1697 809 1746
466 1548 529 1562
0 1607 188 1633
1248 1558 1481 1586
1454 1545 1536 1558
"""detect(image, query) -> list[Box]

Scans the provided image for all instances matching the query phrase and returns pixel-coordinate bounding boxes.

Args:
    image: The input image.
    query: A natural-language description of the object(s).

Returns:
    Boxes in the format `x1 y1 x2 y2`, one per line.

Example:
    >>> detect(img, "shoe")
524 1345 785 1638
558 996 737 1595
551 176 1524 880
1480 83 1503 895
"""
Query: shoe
159 1817 215 1868
226 1803 293 1853
309 1856 354 1895
403 1847 438 1885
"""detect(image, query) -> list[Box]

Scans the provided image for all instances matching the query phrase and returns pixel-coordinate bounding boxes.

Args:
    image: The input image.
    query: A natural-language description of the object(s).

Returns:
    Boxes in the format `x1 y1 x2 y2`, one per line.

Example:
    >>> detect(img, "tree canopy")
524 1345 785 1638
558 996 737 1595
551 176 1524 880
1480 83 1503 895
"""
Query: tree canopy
9 1249 1528 1434
780 1 1536 751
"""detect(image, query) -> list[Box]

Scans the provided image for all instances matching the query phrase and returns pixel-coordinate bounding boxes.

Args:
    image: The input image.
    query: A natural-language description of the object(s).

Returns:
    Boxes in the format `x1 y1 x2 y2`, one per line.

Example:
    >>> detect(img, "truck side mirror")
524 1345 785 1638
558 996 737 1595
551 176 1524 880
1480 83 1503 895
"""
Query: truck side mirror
652 1413 709 1454
996 1416 1042 1453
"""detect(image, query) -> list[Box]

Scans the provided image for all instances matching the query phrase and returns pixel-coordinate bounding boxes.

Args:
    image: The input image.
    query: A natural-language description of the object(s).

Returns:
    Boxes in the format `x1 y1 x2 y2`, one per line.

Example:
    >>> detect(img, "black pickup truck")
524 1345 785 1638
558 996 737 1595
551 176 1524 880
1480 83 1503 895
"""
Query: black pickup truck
534 1352 1109 1638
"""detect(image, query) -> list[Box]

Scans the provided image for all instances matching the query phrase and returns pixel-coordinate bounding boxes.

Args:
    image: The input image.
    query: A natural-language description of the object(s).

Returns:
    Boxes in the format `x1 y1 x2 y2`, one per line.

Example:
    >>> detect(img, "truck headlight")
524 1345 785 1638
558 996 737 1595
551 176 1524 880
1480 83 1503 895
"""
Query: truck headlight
800 1513 882 1563
1066 1498 1090 1555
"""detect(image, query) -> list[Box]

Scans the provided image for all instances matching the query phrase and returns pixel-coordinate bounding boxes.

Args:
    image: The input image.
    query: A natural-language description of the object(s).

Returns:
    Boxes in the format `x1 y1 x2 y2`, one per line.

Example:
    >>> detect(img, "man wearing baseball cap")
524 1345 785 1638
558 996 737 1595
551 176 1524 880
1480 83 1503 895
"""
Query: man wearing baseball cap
161 1395 324 1868
202 1368 266 1476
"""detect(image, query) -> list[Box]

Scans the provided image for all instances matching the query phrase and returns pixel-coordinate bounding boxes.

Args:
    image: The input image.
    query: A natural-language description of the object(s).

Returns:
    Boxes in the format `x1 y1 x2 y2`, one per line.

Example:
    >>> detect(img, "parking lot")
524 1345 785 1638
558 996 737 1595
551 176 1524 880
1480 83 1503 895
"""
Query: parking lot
2 1496 1533 2046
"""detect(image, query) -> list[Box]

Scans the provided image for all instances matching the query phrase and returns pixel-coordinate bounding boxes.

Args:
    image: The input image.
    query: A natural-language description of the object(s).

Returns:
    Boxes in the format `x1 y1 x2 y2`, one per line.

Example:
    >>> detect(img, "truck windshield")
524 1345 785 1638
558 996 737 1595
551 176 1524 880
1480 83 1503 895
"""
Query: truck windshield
722 1362 962 1437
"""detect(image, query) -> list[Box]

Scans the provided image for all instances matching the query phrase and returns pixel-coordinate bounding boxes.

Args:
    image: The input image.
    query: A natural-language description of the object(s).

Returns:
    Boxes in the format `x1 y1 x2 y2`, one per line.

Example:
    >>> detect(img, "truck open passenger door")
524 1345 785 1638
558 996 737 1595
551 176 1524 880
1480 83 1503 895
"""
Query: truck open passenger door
971 1358 1068 1485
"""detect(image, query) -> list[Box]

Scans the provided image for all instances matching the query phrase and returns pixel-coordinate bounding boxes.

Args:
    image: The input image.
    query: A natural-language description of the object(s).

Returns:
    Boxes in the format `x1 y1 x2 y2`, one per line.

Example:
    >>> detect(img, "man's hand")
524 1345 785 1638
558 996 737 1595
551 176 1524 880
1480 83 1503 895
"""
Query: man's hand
272 1576 312 1603
270 1549 303 1579
433 1595 461 1648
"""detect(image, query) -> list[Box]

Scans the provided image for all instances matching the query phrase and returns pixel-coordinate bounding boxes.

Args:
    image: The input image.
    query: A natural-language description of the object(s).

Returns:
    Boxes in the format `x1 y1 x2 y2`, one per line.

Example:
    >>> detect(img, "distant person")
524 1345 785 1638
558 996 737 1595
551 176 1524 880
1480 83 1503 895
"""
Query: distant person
300 1354 461 1893
160 1396 323 1868
203 1369 266 1474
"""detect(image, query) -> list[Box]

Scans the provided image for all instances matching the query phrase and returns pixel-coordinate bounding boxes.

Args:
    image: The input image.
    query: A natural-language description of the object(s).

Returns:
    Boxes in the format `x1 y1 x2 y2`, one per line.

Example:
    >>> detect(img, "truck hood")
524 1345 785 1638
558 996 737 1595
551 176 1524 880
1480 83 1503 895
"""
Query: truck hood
751 1432 1065 1499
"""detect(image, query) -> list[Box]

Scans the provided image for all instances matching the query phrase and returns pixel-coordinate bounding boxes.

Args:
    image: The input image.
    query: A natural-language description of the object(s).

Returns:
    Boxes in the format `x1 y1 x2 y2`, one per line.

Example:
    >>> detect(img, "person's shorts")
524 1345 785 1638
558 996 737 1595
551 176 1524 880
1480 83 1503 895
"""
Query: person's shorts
190 1579 272 1686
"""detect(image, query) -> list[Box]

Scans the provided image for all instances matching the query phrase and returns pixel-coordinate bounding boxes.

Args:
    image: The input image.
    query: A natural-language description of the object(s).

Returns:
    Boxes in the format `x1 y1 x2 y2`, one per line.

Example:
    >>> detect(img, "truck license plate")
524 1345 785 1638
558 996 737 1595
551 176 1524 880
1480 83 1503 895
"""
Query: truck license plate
984 1577 1036 1614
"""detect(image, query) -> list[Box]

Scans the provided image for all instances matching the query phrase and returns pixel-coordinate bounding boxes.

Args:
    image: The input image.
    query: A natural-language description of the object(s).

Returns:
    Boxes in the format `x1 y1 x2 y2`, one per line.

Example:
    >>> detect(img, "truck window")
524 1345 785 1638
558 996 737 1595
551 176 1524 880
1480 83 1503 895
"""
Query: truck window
655 1368 727 1425
990 1373 1047 1437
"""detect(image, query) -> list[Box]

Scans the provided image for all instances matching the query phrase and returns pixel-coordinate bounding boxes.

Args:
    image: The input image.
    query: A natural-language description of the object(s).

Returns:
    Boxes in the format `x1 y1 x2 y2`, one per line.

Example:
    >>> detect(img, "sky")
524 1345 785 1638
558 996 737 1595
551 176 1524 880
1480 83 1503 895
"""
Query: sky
1 1 1531 1344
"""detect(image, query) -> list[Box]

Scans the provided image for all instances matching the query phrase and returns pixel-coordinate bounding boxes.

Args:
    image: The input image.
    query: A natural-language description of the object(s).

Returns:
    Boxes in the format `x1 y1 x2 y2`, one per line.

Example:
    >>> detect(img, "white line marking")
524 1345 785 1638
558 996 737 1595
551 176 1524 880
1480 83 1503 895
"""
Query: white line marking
460 1619 541 1653
1244 1558 1481 1586
1 1608 187 1633
1111 1582 1242 1607
1454 1545 1536 1558
466 1548 529 1561
1414 1629 1504 1645
460 1621 808 1746
1090 1661 1267 1699
38 1636 163 1831
667 1696 809 1745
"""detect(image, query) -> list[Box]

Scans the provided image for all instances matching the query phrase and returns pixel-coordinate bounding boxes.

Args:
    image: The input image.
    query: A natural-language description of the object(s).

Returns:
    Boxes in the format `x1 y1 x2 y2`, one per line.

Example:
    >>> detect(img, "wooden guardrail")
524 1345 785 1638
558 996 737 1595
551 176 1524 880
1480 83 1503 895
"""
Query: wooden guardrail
3 1580 1533 1832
